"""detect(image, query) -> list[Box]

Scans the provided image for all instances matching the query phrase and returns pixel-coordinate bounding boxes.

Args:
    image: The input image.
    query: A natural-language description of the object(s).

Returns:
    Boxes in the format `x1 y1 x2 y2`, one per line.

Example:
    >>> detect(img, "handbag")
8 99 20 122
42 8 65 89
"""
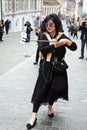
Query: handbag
53 60 68 74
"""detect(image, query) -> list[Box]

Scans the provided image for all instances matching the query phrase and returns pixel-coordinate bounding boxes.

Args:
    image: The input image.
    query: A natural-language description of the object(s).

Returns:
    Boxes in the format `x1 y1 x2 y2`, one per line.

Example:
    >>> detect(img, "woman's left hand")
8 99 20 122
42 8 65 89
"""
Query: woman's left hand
54 39 72 48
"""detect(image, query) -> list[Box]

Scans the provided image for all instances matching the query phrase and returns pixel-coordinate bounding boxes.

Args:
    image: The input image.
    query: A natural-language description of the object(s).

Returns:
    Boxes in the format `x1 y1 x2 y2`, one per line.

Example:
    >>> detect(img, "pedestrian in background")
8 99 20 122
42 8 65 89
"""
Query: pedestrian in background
79 19 87 59
70 22 74 36
1 20 5 40
33 24 44 65
26 13 77 130
24 21 33 42
67 22 71 37
34 16 40 28
73 24 78 39
0 21 4 41
33 27 41 65
5 19 11 34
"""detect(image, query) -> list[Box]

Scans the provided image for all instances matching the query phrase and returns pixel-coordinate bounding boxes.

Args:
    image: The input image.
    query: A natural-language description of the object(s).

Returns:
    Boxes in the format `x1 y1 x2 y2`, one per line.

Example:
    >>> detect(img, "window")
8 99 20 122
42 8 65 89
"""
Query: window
5 0 13 12
8 0 12 12
15 19 19 27
5 0 8 12
30 0 37 10
21 0 28 10
16 0 19 11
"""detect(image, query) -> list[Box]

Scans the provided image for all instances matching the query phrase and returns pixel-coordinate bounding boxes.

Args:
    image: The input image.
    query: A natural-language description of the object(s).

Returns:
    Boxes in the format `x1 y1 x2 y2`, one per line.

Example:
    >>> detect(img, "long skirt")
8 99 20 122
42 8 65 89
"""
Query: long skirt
31 60 68 106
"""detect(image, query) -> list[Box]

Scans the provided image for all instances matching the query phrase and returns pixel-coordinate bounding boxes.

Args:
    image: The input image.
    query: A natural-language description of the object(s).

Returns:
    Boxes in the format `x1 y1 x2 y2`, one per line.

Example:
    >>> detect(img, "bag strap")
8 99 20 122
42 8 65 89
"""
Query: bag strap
41 32 63 83
44 32 63 62
39 32 63 61
44 32 63 43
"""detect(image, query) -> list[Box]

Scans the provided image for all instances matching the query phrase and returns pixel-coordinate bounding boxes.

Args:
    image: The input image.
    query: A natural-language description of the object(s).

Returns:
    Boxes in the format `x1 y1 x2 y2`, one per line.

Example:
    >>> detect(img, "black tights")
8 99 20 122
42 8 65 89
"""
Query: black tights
33 101 54 113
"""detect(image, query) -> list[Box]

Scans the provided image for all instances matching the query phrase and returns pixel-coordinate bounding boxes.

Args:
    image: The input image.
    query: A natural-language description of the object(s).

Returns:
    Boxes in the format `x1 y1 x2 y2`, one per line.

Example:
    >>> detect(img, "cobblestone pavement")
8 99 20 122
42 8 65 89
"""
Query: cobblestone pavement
0 21 87 130
0 31 37 75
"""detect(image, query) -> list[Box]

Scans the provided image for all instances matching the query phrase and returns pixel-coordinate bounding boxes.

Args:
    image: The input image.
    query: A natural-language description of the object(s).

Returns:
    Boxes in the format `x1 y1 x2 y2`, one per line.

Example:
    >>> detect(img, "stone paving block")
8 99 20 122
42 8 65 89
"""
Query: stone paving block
52 120 65 128
69 128 80 130
46 126 59 130
7 126 26 130
80 125 87 130
51 113 70 124
33 124 46 130
40 120 52 126
65 121 80 129
0 125 8 130
79 119 87 127
60 128 70 130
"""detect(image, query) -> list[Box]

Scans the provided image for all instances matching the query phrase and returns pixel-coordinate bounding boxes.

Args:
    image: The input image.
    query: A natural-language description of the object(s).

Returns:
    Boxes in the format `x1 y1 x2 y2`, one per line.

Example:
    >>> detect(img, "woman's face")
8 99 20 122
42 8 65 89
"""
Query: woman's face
45 20 56 34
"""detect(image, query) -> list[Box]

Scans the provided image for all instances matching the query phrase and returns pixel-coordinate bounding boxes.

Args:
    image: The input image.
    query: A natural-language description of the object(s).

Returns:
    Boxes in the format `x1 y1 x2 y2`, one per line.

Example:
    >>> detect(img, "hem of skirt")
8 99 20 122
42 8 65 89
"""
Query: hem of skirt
31 97 69 106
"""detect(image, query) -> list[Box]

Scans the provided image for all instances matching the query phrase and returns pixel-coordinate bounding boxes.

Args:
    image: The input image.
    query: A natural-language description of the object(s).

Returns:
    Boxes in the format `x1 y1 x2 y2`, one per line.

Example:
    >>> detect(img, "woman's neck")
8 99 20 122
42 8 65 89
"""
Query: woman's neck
49 31 56 38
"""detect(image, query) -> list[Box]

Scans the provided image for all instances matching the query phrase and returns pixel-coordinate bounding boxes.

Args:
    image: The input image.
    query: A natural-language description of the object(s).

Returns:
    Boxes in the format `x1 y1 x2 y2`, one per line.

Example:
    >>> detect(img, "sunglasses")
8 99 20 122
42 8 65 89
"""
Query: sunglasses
45 23 55 28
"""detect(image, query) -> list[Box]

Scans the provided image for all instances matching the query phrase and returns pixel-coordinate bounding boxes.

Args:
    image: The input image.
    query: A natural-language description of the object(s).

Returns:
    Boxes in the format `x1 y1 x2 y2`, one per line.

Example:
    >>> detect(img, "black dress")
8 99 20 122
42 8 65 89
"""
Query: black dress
31 33 77 105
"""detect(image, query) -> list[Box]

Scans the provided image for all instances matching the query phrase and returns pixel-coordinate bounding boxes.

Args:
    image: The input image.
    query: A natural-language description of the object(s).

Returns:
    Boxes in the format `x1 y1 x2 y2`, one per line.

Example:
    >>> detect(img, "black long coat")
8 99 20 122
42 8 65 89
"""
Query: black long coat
79 24 87 40
31 33 77 105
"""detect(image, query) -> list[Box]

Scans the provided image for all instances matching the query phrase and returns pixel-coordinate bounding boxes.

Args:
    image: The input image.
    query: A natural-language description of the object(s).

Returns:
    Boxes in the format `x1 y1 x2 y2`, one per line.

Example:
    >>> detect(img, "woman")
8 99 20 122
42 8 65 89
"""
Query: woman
26 14 77 129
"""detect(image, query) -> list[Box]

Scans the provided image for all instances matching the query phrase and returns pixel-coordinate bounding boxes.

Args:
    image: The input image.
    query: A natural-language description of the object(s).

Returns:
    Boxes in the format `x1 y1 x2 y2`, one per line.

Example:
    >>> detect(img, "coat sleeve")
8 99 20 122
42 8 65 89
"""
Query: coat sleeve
62 34 77 51
39 33 77 55
66 42 77 51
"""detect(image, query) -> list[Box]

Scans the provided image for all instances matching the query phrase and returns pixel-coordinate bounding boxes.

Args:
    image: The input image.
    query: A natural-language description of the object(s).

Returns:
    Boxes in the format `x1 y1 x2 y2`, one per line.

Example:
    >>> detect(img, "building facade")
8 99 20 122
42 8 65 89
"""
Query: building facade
42 0 60 17
1 0 87 33
64 0 87 23
83 0 87 13
75 0 87 22
1 0 42 32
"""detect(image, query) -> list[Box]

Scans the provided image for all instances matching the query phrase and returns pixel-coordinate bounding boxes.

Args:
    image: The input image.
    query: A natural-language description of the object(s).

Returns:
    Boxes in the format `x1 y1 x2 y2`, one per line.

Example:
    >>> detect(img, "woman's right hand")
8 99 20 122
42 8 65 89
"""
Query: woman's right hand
54 40 66 48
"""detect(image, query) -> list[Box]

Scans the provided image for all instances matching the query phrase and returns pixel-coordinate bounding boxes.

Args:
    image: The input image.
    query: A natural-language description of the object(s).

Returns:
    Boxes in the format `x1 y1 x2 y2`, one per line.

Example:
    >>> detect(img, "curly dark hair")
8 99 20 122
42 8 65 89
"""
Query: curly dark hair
42 13 63 35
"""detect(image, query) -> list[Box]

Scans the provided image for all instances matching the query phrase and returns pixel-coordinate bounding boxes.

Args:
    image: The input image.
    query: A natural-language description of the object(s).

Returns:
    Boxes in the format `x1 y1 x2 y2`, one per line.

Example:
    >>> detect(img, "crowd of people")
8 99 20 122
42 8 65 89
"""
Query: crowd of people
0 17 87 61
67 22 78 39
